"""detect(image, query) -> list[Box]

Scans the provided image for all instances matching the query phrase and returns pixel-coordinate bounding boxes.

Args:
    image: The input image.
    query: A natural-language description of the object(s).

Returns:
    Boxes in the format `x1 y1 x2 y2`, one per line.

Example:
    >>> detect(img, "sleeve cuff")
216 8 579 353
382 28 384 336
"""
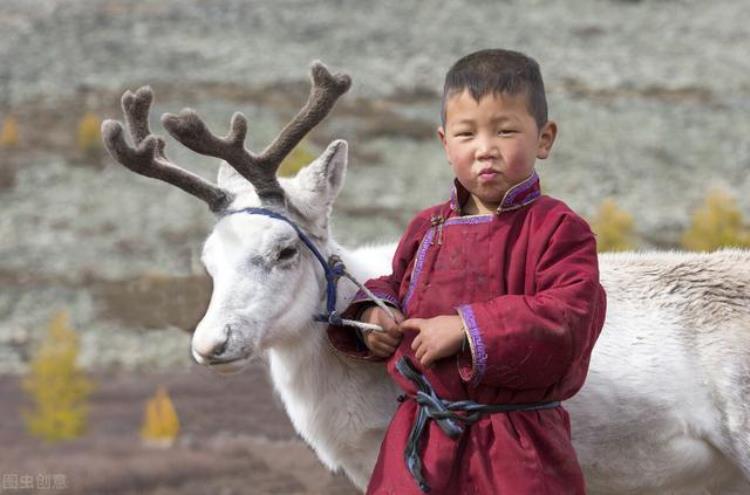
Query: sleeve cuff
326 323 386 362
456 304 487 387
324 289 398 363
350 288 402 311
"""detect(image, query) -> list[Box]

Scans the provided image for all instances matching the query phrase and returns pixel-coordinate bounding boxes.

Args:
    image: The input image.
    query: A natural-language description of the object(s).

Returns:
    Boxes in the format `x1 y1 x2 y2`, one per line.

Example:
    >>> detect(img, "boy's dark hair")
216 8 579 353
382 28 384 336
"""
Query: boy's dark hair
441 49 548 130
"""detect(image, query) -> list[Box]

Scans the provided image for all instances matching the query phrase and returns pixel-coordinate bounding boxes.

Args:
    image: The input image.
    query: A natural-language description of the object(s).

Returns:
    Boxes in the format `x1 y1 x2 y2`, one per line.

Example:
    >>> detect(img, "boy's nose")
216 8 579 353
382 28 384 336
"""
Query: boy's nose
476 149 498 161
476 143 499 161
475 135 499 159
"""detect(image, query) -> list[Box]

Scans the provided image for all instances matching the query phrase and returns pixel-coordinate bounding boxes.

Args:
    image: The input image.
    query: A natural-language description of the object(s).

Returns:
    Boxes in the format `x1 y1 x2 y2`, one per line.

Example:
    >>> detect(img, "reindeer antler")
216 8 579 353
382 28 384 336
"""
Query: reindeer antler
161 60 351 204
102 61 351 210
101 86 233 213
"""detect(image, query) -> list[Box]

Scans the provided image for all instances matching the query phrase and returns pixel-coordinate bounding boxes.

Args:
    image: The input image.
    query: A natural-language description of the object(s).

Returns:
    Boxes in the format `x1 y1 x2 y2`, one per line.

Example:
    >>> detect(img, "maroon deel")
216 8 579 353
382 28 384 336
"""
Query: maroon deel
328 174 607 494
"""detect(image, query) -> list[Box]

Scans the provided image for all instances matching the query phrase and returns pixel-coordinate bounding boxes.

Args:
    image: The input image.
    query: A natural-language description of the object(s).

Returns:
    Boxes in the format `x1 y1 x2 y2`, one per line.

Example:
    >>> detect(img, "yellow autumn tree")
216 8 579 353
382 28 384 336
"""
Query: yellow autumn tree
22 310 94 442
590 198 636 252
141 385 180 446
77 112 102 157
682 188 750 252
0 115 19 148
278 143 315 177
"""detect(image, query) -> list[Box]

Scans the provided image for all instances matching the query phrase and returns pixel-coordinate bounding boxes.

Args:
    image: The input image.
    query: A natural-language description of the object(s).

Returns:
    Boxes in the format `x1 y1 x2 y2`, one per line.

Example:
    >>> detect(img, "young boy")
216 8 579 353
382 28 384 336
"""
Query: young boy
328 49 606 494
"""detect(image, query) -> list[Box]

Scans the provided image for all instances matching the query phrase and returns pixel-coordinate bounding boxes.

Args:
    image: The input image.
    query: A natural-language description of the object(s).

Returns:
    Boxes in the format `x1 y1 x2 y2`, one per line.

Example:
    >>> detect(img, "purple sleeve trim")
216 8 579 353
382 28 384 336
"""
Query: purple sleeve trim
351 289 401 310
458 304 486 387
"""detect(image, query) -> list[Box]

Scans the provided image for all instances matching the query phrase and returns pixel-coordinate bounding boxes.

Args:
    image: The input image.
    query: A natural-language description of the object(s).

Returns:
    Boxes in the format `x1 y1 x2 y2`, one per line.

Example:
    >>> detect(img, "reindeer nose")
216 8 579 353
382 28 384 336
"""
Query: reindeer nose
213 329 229 356
194 324 232 362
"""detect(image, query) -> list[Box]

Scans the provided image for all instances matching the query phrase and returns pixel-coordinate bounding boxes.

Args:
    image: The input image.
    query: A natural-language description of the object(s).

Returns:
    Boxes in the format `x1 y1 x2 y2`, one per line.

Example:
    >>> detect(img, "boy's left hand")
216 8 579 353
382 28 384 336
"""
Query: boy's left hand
399 315 465 368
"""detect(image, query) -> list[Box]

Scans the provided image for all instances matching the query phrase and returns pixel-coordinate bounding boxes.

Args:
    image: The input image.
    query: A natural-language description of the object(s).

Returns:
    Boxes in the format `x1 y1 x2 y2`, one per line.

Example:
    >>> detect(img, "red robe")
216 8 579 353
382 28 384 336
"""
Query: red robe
328 170 607 494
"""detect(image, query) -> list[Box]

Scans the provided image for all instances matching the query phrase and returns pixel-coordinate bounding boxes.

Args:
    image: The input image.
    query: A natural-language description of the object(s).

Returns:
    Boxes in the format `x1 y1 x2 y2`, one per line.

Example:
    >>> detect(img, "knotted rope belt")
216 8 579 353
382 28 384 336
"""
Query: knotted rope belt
395 357 561 493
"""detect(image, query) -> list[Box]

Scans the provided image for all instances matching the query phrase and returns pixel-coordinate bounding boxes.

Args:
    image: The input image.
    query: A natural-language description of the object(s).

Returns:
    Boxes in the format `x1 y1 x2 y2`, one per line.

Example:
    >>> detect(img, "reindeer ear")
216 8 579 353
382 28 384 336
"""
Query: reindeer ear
297 139 348 204
217 161 253 195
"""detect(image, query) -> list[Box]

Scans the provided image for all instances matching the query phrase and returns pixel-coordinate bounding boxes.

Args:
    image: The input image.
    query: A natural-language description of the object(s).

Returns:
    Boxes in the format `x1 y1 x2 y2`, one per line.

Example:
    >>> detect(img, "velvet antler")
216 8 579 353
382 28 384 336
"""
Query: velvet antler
101 87 233 213
101 60 351 210
160 60 351 205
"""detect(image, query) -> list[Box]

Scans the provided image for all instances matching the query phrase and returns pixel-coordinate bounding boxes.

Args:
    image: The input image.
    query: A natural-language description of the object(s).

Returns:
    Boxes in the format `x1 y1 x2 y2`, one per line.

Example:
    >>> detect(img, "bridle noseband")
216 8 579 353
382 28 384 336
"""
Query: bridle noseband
221 207 393 331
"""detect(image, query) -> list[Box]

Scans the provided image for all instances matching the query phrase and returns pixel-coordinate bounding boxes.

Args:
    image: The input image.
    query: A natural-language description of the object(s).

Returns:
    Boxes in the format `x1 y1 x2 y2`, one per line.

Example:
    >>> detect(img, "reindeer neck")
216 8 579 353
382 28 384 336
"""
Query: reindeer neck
264 236 396 483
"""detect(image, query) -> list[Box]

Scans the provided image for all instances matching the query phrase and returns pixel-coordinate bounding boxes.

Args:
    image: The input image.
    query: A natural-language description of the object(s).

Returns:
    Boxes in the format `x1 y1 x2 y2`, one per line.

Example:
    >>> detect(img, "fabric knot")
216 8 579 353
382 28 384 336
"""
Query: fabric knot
395 356 561 493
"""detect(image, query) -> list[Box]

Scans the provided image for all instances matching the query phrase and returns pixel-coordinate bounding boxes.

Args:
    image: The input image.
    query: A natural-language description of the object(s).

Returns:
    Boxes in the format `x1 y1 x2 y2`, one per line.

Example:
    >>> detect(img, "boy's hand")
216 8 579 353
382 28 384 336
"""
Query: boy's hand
360 306 405 358
399 315 465 368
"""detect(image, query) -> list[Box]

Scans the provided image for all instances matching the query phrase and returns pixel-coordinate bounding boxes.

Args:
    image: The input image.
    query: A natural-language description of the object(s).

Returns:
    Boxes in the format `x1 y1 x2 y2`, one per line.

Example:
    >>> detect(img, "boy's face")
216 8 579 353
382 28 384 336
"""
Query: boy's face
438 89 556 213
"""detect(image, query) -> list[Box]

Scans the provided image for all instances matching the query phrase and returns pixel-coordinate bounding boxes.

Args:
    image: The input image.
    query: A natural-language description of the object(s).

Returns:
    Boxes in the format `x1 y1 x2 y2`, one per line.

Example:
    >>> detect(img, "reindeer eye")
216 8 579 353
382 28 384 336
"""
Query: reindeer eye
278 247 298 261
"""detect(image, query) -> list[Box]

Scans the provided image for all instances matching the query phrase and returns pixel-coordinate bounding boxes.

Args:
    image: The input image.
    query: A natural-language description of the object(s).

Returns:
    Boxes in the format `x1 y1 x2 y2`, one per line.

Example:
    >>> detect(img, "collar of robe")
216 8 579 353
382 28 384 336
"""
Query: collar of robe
449 169 542 215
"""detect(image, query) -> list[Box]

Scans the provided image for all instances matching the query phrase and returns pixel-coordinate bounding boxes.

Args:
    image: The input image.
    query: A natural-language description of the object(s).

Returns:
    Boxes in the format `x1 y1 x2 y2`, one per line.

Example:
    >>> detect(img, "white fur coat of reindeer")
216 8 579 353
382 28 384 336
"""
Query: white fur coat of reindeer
102 62 750 494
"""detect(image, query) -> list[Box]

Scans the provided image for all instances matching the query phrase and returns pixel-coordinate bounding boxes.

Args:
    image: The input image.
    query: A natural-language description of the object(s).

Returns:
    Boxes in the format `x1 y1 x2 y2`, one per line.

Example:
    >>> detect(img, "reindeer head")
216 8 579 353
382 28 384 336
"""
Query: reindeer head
102 62 351 373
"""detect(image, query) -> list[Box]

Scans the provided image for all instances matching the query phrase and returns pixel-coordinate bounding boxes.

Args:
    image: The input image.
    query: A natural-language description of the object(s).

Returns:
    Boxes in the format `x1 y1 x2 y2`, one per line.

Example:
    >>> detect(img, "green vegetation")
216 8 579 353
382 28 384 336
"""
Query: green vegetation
141 385 180 445
0 115 19 148
682 188 750 251
590 198 636 252
278 143 315 177
77 112 102 157
23 310 94 442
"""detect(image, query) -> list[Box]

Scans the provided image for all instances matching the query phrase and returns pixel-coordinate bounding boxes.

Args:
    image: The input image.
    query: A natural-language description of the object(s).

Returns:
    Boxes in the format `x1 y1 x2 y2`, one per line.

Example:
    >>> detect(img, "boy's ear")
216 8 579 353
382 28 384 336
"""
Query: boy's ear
536 120 557 160
437 126 449 155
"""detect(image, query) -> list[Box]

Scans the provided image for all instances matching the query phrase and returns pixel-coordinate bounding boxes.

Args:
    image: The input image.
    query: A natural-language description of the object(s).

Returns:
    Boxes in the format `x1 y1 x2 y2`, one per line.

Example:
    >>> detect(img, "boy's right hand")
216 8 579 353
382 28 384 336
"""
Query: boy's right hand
360 306 405 358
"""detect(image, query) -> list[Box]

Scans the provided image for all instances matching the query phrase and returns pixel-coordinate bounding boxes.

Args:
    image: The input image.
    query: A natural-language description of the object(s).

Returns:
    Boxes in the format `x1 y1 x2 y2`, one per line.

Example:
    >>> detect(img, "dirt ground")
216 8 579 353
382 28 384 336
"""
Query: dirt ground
0 363 360 494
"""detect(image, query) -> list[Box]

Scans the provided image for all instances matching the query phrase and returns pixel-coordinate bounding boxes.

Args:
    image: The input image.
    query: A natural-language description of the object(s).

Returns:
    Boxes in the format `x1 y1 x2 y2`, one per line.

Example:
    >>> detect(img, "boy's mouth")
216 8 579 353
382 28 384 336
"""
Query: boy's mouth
478 168 499 180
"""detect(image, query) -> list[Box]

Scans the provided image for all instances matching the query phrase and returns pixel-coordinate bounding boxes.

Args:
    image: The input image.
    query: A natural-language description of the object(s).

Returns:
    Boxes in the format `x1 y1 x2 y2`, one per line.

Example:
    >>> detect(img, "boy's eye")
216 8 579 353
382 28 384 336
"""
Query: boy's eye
455 131 473 137
498 129 517 136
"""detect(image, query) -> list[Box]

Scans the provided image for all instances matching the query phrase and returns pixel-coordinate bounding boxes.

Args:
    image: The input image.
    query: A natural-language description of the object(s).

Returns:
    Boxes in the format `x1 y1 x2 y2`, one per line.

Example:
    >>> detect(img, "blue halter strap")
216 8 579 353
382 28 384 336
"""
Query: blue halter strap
221 207 346 326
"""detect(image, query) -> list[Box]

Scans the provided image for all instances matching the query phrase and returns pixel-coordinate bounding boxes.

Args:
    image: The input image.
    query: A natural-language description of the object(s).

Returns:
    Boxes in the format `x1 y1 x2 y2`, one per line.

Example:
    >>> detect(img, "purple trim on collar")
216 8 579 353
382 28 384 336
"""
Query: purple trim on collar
458 304 486 387
449 170 541 215
402 227 435 312
449 185 459 211
449 180 465 213
499 170 541 212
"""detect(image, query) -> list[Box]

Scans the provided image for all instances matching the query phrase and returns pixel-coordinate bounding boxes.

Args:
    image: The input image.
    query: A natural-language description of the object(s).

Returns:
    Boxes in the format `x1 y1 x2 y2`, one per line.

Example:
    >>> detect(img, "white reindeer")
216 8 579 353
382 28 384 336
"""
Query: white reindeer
102 62 750 494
